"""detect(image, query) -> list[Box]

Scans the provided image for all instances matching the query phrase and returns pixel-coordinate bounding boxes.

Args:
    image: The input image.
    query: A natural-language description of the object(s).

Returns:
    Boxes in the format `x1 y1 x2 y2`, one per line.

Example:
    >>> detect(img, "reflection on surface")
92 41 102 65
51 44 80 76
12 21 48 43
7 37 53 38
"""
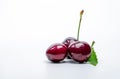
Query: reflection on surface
45 59 93 79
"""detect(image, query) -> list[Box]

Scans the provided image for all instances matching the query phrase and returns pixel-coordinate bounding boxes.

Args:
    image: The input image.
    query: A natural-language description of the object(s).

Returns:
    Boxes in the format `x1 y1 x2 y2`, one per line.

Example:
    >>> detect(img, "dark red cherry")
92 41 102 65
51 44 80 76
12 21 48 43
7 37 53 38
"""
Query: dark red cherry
63 37 77 47
68 41 91 63
46 43 67 62
63 37 78 59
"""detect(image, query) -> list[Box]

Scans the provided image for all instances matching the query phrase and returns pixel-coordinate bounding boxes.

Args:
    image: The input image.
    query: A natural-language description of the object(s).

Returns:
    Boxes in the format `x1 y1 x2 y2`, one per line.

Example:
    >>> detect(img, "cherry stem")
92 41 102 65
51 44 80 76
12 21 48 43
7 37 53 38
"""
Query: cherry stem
91 41 95 47
77 10 84 40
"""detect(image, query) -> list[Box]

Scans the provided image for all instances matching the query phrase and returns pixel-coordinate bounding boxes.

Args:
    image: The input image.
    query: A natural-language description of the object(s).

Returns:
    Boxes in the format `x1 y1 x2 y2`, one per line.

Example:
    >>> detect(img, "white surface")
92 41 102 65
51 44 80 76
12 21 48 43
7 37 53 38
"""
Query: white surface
0 0 120 79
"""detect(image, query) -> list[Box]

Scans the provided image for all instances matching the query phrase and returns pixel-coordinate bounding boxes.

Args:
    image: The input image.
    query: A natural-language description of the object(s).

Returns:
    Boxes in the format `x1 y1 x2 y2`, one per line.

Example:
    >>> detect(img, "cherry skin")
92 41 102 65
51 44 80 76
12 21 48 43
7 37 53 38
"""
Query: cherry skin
68 41 91 63
46 43 67 62
63 37 78 59
63 37 77 47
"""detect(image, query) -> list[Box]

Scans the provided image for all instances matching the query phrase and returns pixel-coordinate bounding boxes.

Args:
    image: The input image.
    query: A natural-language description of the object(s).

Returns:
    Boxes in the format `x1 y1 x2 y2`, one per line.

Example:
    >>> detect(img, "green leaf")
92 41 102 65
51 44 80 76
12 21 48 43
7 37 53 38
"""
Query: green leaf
88 47 98 66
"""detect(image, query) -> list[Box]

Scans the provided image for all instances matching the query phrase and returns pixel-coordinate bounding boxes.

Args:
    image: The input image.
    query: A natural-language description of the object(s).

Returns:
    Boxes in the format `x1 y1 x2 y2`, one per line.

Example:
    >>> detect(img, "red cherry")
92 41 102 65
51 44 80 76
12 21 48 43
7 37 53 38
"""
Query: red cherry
63 37 78 59
63 37 77 47
68 41 91 63
46 43 67 62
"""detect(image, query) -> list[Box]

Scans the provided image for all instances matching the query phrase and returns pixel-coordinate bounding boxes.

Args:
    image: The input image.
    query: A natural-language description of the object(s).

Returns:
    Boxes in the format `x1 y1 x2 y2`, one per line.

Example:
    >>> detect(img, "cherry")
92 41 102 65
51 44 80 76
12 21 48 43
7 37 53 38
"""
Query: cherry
46 43 67 62
68 41 91 63
63 37 77 47
63 37 78 59
67 10 91 63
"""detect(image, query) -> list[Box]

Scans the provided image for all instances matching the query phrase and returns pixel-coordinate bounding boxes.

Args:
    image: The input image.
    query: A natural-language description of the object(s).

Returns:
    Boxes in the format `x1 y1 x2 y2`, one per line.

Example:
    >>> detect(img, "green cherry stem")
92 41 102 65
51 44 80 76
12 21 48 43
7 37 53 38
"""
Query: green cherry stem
77 10 84 40
91 41 95 47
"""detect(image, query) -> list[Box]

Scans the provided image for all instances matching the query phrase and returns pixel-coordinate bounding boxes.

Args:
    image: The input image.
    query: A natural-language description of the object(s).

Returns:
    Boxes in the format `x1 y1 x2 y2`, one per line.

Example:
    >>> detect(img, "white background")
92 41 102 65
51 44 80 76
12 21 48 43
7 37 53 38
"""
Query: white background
0 0 120 79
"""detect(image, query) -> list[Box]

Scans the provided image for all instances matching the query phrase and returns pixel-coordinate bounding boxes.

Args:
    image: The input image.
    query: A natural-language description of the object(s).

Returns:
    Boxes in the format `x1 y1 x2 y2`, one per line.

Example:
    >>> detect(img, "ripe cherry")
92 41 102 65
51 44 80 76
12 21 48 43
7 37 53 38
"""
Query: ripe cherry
63 37 78 59
68 41 91 63
46 43 67 62
63 37 77 47
67 10 91 63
